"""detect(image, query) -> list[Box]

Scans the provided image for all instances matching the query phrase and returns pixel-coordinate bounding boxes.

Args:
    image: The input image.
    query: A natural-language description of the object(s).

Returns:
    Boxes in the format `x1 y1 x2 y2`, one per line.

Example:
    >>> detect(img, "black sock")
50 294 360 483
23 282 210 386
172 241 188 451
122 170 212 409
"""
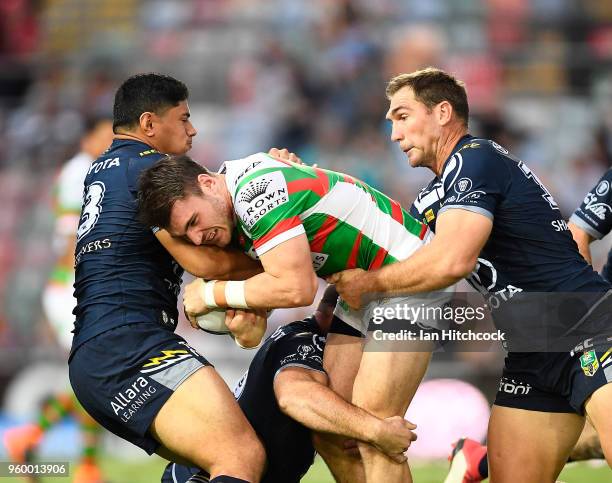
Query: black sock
478 453 489 478
209 477 250 483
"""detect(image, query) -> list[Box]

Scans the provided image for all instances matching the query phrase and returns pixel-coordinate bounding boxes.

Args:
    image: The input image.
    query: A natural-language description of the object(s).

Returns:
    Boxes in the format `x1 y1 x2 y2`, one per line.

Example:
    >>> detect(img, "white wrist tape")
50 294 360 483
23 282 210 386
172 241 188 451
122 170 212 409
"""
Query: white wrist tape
224 280 249 309
202 280 219 308
234 336 261 350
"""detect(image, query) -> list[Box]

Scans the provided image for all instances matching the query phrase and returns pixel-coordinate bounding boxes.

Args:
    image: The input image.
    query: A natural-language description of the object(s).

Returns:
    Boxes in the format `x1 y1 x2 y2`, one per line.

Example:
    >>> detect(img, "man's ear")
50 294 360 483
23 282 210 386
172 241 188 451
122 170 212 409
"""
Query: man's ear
436 101 453 126
139 112 155 137
197 173 214 193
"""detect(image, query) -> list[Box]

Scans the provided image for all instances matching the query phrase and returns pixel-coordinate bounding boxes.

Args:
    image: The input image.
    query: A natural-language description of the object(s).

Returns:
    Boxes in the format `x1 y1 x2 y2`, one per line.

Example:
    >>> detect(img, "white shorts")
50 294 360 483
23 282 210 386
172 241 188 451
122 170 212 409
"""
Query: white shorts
333 286 455 336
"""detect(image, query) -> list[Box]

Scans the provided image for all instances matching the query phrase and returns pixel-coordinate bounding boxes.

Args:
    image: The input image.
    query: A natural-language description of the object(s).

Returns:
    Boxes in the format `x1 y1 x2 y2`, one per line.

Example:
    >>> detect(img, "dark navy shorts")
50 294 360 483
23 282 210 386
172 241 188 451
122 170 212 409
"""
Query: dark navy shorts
494 347 612 414
69 322 211 454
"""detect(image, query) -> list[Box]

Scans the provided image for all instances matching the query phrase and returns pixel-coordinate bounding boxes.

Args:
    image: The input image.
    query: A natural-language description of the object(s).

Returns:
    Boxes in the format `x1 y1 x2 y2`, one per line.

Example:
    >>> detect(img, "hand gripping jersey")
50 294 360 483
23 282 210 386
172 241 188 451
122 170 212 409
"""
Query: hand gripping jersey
221 153 429 277
569 168 612 282
409 135 611 299
71 140 183 355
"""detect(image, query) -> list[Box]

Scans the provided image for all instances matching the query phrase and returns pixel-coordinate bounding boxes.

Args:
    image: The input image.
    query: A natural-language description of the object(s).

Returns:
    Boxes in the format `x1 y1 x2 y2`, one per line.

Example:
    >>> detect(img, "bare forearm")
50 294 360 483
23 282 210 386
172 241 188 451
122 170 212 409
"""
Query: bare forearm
279 379 379 443
568 222 593 265
210 271 317 309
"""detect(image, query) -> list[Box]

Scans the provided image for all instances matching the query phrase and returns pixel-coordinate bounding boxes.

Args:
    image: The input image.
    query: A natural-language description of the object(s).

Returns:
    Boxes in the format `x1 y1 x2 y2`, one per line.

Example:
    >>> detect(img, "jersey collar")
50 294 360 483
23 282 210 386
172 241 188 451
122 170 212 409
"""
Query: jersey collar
437 134 474 180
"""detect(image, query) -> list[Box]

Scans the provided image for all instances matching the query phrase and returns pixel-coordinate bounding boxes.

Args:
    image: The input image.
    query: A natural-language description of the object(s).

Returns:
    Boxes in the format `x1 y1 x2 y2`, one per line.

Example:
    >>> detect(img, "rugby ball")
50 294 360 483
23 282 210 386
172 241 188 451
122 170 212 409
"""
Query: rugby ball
196 309 230 334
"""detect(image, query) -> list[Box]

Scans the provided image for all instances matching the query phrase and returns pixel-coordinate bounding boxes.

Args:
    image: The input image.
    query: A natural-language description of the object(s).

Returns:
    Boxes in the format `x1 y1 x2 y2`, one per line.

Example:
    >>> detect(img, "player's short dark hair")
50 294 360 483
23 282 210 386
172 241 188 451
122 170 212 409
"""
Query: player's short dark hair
386 67 469 126
137 155 210 229
113 73 189 132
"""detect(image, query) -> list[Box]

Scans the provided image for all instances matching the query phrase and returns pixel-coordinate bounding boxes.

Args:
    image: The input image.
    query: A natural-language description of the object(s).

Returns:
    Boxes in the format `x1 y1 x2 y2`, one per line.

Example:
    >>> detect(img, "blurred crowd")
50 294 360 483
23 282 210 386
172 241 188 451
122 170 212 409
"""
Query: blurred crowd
0 0 611 392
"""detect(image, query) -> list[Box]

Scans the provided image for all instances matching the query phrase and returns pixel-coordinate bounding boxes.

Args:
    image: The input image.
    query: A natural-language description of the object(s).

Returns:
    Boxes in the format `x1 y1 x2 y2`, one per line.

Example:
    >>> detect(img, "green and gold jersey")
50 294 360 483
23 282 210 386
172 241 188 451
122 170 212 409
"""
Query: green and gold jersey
222 153 429 277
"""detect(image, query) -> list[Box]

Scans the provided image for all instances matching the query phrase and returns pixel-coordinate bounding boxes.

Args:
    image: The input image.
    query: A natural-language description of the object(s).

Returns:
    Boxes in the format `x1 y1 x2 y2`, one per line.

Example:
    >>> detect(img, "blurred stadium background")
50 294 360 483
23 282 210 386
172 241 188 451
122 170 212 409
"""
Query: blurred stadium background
0 0 611 482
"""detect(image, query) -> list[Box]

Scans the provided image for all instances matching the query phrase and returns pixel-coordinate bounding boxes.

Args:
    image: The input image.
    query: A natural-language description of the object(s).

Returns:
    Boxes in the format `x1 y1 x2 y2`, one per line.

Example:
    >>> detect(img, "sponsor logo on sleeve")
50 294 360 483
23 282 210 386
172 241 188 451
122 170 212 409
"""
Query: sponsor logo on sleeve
444 177 485 204
456 177 473 193
583 193 612 221
235 171 289 228
596 180 610 197
280 336 324 366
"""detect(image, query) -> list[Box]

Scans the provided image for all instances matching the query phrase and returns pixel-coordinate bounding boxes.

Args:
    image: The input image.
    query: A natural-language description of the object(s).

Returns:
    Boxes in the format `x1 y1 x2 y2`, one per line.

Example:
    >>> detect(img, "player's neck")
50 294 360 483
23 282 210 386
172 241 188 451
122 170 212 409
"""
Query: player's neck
114 131 154 148
434 125 468 176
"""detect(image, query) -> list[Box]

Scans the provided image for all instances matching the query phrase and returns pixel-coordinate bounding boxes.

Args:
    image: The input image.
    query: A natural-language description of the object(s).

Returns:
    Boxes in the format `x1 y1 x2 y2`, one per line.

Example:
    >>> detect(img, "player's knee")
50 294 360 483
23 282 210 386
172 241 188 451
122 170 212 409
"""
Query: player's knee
202 437 266 481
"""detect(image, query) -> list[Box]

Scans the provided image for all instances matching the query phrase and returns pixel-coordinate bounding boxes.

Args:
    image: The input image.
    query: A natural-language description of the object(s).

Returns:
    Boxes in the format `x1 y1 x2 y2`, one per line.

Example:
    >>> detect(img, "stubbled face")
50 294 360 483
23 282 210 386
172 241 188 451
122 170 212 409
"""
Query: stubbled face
168 179 234 247
152 100 197 155
386 86 441 170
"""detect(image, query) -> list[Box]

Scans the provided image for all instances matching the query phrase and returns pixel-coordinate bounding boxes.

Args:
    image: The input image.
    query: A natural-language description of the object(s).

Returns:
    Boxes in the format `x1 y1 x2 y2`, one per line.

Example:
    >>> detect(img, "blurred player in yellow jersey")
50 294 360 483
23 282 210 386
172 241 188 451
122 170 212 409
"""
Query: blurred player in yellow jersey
3 117 113 483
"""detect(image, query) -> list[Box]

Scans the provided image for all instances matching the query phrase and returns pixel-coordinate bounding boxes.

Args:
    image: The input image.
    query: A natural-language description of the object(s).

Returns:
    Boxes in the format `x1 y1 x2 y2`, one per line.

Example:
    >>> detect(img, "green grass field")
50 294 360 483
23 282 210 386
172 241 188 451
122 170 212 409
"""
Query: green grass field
2 455 610 483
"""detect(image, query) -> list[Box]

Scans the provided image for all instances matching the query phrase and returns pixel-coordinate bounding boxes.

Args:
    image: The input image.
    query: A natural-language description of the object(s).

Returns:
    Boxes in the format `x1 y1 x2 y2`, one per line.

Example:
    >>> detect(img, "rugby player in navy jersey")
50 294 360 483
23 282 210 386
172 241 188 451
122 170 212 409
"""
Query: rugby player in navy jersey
330 67 612 482
162 285 417 483
68 73 268 483
446 169 612 483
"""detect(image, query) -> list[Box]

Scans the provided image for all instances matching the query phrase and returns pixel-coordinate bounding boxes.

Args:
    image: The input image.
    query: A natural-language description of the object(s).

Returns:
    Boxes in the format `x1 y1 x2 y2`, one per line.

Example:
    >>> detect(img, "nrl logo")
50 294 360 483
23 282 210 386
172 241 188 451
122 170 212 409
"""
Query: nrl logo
239 178 272 203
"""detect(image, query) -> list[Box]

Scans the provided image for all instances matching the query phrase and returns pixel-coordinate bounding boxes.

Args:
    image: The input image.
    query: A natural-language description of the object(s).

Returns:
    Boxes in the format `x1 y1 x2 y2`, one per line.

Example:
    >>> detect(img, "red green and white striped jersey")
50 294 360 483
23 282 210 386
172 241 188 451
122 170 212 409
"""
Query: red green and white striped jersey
222 153 430 277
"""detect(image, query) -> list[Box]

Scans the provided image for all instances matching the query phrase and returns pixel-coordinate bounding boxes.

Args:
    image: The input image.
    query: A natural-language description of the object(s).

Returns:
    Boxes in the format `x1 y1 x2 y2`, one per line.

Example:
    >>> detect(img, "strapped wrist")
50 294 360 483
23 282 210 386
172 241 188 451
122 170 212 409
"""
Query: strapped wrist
202 280 219 308
225 280 249 309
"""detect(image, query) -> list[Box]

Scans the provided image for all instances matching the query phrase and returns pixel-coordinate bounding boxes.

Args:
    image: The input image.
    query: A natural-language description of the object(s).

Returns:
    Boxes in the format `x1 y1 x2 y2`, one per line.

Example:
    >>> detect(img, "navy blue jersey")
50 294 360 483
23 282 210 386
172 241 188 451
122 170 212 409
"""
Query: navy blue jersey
569 168 612 282
410 135 611 303
234 317 325 483
72 139 182 354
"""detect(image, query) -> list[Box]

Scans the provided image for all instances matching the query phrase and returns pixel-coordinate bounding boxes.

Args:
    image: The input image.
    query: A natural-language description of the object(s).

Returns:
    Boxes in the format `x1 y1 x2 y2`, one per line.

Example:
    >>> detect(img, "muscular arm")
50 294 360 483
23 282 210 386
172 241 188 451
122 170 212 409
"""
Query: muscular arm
368 209 491 293
243 234 318 307
568 221 594 265
274 367 416 461
183 234 318 314
332 209 492 305
273 368 381 443
155 229 262 280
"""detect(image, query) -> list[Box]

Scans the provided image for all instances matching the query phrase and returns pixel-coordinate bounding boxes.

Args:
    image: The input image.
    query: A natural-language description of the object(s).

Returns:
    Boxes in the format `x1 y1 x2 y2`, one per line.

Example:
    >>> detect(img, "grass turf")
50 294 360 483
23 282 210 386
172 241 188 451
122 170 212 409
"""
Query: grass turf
1 455 609 482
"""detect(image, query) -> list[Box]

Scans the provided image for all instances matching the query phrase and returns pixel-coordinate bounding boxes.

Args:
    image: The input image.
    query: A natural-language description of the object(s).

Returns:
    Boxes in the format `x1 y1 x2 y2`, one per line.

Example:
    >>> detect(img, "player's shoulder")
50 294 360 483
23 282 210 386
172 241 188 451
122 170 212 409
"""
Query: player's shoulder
222 153 290 191
440 137 513 188
452 137 515 167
